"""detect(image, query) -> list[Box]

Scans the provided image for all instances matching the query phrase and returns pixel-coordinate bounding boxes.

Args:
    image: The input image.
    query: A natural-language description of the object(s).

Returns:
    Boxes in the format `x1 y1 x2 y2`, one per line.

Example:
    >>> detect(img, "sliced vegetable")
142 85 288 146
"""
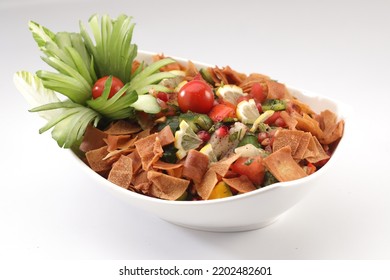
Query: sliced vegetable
79 14 137 84
208 181 233 200
262 99 286 111
174 120 203 159
230 155 265 186
30 101 100 148
216 84 244 105
237 133 261 148
179 112 213 133
87 77 138 119
236 99 260 124
208 103 236 122
199 68 215 85
30 21 96 105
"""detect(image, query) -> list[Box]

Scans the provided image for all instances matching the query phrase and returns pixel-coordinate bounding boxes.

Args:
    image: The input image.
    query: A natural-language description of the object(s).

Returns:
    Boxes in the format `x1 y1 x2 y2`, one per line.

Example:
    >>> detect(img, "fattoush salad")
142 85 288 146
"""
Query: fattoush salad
14 14 344 201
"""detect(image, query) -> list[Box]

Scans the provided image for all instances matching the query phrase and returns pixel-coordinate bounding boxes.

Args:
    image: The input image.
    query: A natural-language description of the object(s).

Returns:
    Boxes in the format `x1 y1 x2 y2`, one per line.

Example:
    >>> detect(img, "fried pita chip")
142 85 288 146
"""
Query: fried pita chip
127 150 142 173
132 170 149 186
239 73 269 93
105 135 133 152
293 112 323 139
222 176 256 193
273 129 305 155
157 125 175 146
136 128 151 139
182 149 210 183
152 160 184 178
290 98 315 115
134 133 163 170
153 160 183 170
79 125 107 153
265 80 292 100
167 167 184 178
280 111 298 130
147 170 190 200
209 153 240 177
294 132 312 160
105 120 142 135
185 60 199 78
102 135 137 160
85 146 112 173
152 53 186 71
318 110 344 145
108 155 133 189
263 146 307 182
305 136 330 163
195 169 218 200
220 65 247 85
131 182 150 194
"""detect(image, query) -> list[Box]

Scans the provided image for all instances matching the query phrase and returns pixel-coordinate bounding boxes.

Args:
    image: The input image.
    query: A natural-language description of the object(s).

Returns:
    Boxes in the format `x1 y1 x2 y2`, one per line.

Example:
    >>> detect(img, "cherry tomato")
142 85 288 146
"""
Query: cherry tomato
92 76 124 99
231 156 265 185
208 103 236 122
177 80 214 113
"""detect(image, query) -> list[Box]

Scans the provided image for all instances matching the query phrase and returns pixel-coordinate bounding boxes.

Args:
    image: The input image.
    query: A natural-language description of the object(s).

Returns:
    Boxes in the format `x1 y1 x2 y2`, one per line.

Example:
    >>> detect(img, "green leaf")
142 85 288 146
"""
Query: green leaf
29 21 56 48
13 71 62 120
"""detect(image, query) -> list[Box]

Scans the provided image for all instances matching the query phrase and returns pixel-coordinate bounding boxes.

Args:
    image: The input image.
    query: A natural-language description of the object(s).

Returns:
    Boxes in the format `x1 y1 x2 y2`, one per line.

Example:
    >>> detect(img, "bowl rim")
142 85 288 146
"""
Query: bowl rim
71 50 350 206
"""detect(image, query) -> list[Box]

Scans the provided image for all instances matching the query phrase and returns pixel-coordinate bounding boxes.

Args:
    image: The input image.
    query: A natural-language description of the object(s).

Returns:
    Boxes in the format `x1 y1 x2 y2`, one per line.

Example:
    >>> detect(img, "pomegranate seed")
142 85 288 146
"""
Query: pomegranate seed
257 132 269 143
215 125 229 138
197 130 211 143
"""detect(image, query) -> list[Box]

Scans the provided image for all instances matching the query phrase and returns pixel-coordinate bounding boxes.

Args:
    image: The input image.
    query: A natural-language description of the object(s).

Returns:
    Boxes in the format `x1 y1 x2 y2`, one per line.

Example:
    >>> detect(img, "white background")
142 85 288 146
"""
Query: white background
1 0 389 263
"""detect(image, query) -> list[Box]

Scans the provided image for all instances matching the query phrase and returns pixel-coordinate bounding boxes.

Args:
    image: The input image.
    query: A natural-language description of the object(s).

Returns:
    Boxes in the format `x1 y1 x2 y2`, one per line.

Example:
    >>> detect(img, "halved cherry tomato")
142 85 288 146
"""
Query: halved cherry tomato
92 76 124 99
208 103 236 122
231 156 265 185
177 80 214 113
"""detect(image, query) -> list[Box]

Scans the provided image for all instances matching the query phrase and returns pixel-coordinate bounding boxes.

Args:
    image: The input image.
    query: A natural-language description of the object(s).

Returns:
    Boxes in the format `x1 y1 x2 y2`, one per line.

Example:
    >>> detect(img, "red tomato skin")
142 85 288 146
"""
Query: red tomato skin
177 80 214 113
250 83 267 103
156 92 169 102
92 76 124 99
264 111 281 124
208 104 236 122
231 156 265 185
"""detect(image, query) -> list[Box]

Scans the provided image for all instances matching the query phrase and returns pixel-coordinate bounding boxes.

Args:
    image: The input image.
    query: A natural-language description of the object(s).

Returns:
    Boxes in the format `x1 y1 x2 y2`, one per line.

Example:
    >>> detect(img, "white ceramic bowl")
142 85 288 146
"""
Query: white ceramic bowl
71 51 349 232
